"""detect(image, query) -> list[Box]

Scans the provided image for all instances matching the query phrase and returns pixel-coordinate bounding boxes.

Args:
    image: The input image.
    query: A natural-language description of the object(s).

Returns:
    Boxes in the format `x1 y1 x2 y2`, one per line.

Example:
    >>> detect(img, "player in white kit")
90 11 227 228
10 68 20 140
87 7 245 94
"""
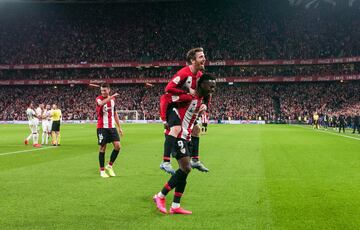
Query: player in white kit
41 104 52 145
24 102 42 147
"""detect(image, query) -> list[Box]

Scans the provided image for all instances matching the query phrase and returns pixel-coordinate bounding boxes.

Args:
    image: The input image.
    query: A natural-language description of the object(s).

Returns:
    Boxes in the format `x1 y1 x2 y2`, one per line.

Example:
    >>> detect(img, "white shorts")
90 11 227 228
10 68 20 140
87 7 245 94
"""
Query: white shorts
42 120 52 133
28 122 39 134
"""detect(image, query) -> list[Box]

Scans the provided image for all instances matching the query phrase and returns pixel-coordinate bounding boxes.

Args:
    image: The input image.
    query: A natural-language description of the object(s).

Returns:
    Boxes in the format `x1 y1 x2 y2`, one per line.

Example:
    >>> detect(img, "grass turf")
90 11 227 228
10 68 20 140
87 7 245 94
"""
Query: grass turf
0 124 359 229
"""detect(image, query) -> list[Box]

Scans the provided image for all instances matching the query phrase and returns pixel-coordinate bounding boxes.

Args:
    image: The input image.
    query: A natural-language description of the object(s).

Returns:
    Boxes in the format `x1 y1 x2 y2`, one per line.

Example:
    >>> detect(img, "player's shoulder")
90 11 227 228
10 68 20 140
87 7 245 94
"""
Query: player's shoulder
176 66 191 76
96 95 103 100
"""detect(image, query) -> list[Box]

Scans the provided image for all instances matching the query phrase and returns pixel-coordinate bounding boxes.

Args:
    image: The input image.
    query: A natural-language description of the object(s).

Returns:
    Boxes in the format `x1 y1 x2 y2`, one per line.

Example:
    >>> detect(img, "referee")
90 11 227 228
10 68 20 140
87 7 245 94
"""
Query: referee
51 104 62 146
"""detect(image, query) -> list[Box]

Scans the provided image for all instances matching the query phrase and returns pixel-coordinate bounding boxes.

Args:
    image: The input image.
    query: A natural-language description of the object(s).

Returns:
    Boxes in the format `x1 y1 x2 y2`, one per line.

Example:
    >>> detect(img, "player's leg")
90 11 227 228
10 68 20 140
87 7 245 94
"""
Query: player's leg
160 107 181 175
41 122 47 145
97 128 109 178
57 122 61 145
105 129 121 177
33 123 40 146
25 124 33 145
154 139 192 214
190 124 209 172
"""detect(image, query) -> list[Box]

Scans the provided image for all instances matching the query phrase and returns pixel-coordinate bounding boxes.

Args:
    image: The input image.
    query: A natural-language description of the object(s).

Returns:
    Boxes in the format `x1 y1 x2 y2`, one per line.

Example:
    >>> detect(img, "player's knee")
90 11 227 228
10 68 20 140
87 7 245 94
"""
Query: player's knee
114 142 121 151
182 166 191 174
99 145 106 152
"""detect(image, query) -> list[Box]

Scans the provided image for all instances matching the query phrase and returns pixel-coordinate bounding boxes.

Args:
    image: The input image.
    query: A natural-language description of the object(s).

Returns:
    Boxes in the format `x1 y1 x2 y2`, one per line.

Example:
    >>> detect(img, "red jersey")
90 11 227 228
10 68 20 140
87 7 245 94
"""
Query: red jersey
160 66 203 122
201 112 209 124
96 96 116 129
165 66 203 94
176 97 203 141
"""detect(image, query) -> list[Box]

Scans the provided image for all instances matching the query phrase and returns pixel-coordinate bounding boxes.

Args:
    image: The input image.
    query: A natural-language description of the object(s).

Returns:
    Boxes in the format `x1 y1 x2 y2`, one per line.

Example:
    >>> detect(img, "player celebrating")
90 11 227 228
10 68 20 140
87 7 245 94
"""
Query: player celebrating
42 104 52 145
96 83 123 178
160 47 210 175
24 102 41 147
153 73 216 215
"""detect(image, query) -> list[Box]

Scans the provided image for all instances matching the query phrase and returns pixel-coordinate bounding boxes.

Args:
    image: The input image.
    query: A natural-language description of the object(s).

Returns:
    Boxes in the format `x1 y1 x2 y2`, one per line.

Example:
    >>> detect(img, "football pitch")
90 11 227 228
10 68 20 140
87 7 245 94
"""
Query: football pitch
0 124 359 230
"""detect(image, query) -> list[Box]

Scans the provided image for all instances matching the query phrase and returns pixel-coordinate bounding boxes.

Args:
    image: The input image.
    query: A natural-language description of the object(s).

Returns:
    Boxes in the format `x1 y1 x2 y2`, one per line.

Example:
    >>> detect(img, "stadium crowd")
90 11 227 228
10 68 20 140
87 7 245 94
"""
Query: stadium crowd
1 1 360 64
1 82 359 124
0 63 359 80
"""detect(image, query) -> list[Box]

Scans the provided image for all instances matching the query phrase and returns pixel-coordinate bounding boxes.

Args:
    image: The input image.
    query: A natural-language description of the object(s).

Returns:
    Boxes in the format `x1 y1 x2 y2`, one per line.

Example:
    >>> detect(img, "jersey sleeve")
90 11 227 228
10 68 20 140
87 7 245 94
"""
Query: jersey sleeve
165 74 189 95
96 96 102 106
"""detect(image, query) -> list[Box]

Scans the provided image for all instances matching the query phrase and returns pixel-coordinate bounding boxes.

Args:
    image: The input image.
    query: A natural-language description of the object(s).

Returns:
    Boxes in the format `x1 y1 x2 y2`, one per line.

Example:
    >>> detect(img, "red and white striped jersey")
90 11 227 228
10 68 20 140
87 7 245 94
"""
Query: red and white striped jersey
176 97 203 141
96 96 116 129
201 112 209 124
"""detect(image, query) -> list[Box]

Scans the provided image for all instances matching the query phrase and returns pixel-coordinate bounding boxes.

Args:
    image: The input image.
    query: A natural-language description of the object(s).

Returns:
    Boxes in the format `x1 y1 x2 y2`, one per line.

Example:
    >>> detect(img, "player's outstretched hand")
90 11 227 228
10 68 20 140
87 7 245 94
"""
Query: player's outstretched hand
118 128 124 137
111 93 120 98
189 88 196 96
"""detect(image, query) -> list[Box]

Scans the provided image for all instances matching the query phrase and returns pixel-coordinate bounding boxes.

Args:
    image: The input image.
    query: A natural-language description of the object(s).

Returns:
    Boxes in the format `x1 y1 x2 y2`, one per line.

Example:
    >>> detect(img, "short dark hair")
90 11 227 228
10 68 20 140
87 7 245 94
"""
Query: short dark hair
198 73 216 87
186 47 204 64
101 83 110 88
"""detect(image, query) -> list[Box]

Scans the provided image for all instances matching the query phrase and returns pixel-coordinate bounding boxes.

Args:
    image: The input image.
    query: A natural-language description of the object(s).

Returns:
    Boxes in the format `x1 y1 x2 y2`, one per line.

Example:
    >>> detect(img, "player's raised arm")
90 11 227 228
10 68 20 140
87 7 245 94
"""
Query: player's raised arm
165 75 189 95
96 93 120 106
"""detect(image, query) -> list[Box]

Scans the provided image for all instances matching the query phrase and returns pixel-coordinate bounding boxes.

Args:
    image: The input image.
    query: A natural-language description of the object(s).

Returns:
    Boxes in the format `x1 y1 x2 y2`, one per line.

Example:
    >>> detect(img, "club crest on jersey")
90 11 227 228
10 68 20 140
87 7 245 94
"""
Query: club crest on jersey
173 76 181 84
171 95 180 102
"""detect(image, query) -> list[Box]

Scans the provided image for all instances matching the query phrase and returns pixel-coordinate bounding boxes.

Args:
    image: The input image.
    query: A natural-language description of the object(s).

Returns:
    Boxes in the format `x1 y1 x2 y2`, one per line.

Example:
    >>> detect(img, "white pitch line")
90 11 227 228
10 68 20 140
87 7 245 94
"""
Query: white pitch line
294 125 360 141
0 146 55 156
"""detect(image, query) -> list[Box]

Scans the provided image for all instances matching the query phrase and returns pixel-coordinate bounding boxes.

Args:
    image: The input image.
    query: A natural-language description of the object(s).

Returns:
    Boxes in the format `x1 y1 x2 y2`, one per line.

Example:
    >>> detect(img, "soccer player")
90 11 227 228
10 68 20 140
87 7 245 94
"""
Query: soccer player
51 104 62 146
160 47 209 174
36 103 44 143
153 73 216 215
24 102 41 147
42 104 52 145
201 111 209 133
96 83 123 178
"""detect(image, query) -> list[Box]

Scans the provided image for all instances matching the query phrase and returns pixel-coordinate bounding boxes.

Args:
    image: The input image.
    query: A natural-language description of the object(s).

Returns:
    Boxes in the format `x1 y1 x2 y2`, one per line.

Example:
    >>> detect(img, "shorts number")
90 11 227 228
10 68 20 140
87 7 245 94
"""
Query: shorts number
98 133 104 144
177 140 186 154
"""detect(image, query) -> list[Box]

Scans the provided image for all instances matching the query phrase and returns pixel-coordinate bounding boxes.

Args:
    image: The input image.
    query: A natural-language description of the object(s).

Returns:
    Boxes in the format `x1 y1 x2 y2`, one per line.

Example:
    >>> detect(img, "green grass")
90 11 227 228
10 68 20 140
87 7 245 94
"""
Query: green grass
0 124 359 230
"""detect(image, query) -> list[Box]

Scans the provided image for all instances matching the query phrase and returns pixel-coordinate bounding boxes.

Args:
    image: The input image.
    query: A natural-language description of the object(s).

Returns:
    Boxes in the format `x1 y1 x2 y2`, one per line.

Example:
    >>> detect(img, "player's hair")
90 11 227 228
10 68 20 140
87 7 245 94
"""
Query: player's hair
186 47 204 64
197 73 216 87
101 83 110 88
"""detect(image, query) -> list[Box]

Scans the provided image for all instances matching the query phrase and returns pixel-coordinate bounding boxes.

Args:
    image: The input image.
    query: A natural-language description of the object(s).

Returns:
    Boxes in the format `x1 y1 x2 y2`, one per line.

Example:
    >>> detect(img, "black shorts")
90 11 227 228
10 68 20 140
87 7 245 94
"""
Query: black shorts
166 105 181 128
97 128 120 146
52 121 61 132
202 123 208 127
172 139 190 160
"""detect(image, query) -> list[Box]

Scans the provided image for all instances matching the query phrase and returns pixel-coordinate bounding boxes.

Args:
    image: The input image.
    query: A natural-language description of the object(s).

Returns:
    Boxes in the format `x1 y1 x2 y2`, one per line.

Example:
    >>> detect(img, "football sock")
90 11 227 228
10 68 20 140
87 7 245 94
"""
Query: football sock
99 152 105 171
42 132 46 144
109 149 120 166
26 134 32 141
171 202 180 208
163 134 171 162
57 133 61 145
160 169 187 196
173 169 188 204
164 135 176 161
190 136 200 160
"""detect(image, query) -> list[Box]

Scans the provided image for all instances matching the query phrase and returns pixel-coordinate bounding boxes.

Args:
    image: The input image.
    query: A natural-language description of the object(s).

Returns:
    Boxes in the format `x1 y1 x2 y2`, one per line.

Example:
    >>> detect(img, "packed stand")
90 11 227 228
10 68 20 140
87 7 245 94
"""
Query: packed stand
1 82 360 122
1 1 360 64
